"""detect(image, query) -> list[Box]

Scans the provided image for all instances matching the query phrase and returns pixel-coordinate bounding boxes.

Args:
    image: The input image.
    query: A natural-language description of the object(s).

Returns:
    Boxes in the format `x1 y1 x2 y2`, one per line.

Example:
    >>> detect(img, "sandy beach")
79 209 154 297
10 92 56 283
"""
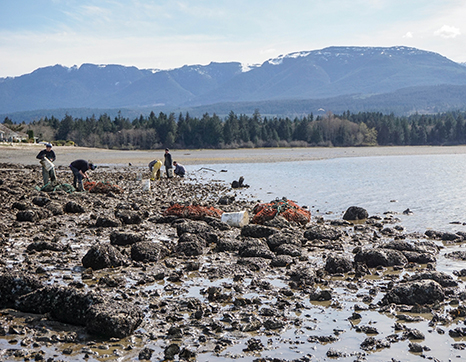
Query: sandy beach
3 143 466 167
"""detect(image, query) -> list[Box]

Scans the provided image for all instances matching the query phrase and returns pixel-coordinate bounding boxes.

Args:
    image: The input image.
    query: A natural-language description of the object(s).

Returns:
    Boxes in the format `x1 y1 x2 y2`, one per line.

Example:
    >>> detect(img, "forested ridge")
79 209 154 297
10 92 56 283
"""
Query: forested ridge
4 109 466 149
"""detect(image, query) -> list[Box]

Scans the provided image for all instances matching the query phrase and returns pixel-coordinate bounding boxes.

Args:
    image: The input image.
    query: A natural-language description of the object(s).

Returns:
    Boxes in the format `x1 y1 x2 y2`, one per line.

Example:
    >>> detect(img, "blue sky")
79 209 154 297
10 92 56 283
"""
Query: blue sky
1 0 465 77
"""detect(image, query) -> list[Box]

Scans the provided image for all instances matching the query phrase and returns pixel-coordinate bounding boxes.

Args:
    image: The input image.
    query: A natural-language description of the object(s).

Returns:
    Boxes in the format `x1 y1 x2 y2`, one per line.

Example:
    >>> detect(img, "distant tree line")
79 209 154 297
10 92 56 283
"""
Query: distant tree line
4 109 466 149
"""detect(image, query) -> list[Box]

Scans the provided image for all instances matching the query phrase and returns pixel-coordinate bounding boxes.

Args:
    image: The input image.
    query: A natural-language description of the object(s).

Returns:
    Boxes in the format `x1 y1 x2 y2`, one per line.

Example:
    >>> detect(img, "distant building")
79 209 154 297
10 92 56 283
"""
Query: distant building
0 123 28 142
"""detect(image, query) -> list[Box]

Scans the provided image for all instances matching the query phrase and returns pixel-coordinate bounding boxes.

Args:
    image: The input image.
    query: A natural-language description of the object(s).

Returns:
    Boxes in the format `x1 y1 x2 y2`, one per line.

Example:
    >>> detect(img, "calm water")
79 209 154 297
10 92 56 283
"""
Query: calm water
188 153 466 361
191 153 466 234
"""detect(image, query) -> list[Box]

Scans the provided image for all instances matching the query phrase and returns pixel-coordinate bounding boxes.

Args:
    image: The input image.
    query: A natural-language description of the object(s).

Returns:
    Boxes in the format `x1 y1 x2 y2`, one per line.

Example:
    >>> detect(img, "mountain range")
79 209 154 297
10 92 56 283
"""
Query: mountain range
2 46 466 121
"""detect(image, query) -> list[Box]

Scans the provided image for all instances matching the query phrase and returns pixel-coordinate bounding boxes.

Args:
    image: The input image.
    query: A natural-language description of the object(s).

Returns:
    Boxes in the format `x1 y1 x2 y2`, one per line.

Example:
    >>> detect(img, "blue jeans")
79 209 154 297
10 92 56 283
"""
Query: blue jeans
70 166 83 190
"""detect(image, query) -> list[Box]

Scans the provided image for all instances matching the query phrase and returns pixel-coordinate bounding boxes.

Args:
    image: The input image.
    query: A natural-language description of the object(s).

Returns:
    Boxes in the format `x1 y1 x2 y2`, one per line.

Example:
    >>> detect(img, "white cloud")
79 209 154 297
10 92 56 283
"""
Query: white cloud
403 31 414 38
434 25 461 38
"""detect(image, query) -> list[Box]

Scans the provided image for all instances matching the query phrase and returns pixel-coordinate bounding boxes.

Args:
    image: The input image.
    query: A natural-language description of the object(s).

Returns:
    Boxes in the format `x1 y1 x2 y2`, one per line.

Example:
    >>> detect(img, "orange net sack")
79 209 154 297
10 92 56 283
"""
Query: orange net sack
251 198 310 226
83 181 124 194
164 204 224 220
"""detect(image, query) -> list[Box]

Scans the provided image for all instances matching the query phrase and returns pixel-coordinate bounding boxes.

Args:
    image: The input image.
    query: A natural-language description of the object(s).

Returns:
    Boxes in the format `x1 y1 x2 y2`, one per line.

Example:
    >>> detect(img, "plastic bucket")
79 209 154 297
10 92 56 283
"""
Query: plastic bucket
142 179 151 192
167 168 174 178
221 211 249 227
40 157 55 171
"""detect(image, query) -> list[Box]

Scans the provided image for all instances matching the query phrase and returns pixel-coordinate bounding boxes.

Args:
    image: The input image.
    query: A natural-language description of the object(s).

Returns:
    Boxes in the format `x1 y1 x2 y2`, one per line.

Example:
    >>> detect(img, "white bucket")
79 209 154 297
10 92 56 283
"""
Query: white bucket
40 157 55 171
167 168 174 178
142 179 151 192
221 211 249 227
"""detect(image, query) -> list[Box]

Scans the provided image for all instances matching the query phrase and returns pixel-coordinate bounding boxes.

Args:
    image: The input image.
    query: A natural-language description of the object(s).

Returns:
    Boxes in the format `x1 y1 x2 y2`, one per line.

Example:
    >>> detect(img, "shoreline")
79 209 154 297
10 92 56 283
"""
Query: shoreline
3 144 466 166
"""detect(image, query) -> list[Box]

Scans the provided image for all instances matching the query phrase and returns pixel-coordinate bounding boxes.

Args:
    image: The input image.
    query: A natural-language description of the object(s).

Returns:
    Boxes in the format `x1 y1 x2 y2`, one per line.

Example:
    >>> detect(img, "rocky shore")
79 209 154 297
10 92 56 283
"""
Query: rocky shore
1 162 466 361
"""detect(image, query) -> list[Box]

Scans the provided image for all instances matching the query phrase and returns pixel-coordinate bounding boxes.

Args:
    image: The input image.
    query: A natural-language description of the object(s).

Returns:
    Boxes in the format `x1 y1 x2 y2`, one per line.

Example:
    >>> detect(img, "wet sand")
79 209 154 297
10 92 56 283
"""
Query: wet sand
3 143 466 167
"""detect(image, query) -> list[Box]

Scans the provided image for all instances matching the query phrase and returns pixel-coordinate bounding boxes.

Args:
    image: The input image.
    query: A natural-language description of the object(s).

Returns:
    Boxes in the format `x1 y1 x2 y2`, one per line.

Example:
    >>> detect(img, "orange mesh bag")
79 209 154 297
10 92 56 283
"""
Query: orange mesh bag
251 198 310 226
164 204 223 220
83 181 123 194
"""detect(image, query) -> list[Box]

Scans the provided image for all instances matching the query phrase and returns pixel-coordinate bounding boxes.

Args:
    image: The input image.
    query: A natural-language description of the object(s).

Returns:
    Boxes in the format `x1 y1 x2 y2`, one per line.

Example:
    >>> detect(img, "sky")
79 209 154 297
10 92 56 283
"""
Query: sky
1 0 466 78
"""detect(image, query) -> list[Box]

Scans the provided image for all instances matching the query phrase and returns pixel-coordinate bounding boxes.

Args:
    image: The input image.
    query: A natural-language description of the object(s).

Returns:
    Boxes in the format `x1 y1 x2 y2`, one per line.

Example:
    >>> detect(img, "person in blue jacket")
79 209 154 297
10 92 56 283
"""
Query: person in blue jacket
173 161 186 177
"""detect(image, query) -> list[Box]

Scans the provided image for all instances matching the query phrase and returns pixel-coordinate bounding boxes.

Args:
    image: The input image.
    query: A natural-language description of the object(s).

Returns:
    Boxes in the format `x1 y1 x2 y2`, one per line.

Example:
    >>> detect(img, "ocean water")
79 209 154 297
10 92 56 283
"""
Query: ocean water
190 153 466 234
186 153 466 361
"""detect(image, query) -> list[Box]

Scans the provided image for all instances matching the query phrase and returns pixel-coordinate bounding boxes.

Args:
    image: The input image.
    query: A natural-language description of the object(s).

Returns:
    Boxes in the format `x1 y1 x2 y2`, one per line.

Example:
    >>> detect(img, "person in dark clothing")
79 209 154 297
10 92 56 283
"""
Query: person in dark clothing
164 148 173 178
69 159 96 191
173 161 186 177
36 143 57 185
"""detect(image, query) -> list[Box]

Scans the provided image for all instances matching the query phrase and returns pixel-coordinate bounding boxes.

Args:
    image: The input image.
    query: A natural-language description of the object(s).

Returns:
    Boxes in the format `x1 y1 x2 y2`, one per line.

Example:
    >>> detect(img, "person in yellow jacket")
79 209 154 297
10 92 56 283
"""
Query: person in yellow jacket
148 159 162 181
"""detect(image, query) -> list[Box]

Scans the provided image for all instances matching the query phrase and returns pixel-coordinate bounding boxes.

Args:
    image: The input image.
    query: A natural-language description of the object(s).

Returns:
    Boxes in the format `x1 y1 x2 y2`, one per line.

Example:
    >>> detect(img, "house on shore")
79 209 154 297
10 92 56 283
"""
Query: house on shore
0 123 29 142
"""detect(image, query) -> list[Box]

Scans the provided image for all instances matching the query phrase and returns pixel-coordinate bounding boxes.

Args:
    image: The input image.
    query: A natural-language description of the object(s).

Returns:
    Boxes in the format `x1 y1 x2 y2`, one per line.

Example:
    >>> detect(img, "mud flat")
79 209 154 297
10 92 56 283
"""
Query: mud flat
4 144 466 166
0 154 466 361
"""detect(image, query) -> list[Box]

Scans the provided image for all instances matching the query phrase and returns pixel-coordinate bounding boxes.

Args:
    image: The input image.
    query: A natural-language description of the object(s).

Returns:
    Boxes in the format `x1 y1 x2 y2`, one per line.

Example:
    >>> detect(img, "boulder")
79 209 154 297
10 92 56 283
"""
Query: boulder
381 280 445 305
241 224 277 238
110 231 145 246
343 206 368 221
239 239 274 259
16 210 36 222
86 300 144 338
325 254 353 274
115 210 142 225
82 244 127 270
0 271 43 308
266 232 301 251
131 241 170 262
176 219 213 236
304 224 343 241
95 216 121 228
32 196 51 207
64 201 85 214
354 248 408 268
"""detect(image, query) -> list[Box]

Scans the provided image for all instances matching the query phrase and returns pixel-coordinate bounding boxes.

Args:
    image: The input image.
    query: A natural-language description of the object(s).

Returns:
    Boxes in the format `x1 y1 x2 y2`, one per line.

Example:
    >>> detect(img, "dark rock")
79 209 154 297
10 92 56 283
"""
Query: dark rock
241 224 277 238
203 217 231 231
343 206 368 221
130 241 170 262
0 271 43 308
64 201 85 214
46 202 64 215
16 210 36 222
95 216 121 227
309 289 332 301
32 196 51 207
354 248 408 268
16 285 94 326
325 254 353 274
271 255 293 267
445 251 466 261
274 243 301 257
27 241 65 252
239 239 274 259
304 224 343 241
115 210 142 225
12 202 28 210
401 251 436 264
381 280 445 305
407 271 457 288
289 267 316 287
215 238 242 252
138 347 154 360
176 220 213 236
266 232 300 251
110 231 145 246
86 300 144 338
82 244 127 270
175 238 204 257
382 240 439 254
164 343 180 359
